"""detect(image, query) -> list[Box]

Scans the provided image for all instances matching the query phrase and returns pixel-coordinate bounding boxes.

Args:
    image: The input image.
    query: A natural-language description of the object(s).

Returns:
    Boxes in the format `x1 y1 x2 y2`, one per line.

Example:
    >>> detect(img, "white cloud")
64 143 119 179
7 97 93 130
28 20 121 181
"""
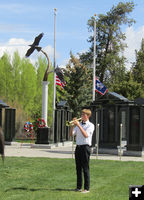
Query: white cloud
43 46 55 57
0 38 29 59
59 58 70 68
0 38 55 65
124 26 144 69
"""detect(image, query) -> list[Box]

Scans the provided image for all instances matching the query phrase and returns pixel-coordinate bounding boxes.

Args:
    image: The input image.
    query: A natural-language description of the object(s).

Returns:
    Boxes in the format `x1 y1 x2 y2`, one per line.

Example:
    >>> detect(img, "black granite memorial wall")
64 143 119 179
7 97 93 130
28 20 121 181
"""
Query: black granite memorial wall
90 92 131 148
54 101 73 143
90 92 144 155
127 106 144 151
5 108 16 142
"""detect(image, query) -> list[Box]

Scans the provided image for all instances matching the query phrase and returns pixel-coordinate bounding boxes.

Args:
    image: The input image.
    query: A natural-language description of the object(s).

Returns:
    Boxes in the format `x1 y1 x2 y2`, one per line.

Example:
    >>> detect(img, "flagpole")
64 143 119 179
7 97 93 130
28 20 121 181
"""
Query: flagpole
92 14 96 102
53 8 57 142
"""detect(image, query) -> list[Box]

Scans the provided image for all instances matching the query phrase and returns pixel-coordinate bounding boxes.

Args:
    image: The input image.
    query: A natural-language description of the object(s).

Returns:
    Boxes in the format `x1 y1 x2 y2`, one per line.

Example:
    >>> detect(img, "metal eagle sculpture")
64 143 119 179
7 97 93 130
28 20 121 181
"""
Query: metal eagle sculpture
25 33 44 57
25 33 51 81
25 33 66 83
0 127 4 162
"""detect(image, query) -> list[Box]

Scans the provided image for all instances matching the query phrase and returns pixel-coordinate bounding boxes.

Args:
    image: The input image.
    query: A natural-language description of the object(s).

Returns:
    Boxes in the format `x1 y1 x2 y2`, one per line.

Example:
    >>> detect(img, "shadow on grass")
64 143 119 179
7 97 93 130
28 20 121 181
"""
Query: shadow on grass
53 188 75 192
5 187 75 192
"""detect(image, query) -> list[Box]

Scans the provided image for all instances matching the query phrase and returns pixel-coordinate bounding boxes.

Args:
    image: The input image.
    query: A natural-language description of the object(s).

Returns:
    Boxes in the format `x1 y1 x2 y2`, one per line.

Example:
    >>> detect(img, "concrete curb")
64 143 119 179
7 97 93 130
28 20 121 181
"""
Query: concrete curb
4 142 144 161
5 141 73 149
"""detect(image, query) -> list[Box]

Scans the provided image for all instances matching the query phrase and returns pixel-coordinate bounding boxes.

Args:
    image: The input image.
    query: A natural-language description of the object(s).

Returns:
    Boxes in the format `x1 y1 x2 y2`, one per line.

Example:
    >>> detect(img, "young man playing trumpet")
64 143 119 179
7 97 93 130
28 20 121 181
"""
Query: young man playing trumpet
70 109 94 193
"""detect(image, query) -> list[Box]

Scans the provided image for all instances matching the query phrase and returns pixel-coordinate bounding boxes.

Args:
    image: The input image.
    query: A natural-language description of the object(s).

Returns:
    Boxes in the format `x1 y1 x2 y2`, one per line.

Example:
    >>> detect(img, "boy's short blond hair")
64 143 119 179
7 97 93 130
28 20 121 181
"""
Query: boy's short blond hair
81 109 92 117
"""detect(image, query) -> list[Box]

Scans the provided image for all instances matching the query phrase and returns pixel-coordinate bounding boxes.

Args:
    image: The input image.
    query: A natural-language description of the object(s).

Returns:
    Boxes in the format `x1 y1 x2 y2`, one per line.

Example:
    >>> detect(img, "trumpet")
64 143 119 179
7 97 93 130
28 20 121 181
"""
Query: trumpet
66 118 82 126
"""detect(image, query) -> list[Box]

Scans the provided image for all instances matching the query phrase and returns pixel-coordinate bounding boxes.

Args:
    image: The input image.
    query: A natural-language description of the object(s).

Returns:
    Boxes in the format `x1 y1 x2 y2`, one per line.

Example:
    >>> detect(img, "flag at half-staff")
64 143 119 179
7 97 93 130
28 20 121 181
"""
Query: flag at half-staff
55 67 66 90
95 77 108 95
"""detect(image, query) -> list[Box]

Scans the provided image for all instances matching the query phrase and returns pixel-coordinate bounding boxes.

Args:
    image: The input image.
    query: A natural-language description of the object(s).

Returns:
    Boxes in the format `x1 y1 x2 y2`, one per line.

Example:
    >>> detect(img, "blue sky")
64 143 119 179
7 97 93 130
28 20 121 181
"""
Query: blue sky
0 0 144 69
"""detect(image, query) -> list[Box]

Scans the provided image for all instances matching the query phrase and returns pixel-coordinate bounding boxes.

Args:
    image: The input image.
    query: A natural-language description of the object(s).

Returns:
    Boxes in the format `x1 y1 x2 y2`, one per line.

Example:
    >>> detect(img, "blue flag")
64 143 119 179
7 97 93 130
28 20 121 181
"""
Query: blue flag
95 77 108 95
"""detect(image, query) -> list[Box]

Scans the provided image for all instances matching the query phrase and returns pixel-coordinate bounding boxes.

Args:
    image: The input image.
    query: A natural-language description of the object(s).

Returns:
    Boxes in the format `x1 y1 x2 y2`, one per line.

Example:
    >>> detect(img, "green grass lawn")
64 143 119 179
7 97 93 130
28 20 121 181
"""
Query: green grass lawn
0 157 144 200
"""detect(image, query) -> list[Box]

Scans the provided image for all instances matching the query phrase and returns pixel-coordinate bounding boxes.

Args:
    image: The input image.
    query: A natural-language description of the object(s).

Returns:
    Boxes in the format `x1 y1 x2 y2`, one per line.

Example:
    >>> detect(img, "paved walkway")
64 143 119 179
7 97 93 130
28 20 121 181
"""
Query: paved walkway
3 142 144 162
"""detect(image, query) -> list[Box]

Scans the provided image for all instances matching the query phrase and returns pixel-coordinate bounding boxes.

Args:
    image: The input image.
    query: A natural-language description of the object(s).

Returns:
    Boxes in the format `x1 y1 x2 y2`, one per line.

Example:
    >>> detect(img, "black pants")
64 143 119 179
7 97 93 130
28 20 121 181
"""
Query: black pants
75 145 91 190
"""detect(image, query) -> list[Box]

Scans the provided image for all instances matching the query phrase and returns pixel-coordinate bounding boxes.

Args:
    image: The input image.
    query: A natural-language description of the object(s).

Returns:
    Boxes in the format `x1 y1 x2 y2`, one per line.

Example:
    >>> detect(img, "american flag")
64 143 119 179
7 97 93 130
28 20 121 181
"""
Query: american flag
55 67 66 90
56 75 66 90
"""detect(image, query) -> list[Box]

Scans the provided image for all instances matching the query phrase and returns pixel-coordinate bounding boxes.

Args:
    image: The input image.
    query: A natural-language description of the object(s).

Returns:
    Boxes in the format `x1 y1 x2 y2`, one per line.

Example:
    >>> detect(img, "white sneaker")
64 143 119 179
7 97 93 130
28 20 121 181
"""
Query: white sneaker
81 190 90 193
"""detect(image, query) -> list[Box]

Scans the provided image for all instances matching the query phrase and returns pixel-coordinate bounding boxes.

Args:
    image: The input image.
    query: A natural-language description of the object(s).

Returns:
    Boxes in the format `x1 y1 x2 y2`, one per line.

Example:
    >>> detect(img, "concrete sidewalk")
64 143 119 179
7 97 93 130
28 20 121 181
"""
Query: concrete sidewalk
4 142 144 162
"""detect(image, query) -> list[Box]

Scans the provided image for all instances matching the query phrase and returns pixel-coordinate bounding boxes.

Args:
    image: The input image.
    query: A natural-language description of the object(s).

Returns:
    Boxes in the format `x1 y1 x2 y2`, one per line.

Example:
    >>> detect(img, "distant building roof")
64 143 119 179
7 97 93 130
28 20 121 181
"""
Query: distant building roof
0 100 9 108
108 92 129 102
134 97 144 105
91 91 132 106
57 100 69 108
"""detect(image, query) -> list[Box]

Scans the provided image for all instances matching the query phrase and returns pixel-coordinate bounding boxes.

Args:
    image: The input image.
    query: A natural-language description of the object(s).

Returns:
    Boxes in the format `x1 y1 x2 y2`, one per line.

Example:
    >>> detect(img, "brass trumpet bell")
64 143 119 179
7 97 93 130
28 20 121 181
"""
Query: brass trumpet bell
66 118 82 126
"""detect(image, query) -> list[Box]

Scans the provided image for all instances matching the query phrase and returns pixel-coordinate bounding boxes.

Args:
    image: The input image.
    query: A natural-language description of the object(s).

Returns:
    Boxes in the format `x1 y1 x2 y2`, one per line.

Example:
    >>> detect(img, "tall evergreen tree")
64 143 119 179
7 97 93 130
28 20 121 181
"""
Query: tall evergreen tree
110 71 143 100
61 53 92 116
132 38 144 84
79 1 135 83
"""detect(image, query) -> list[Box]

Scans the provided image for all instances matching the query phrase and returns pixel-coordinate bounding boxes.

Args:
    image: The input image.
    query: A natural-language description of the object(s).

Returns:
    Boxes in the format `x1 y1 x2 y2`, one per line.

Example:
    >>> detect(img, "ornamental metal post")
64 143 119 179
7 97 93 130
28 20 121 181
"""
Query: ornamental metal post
119 123 123 161
72 135 74 159
96 123 100 159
